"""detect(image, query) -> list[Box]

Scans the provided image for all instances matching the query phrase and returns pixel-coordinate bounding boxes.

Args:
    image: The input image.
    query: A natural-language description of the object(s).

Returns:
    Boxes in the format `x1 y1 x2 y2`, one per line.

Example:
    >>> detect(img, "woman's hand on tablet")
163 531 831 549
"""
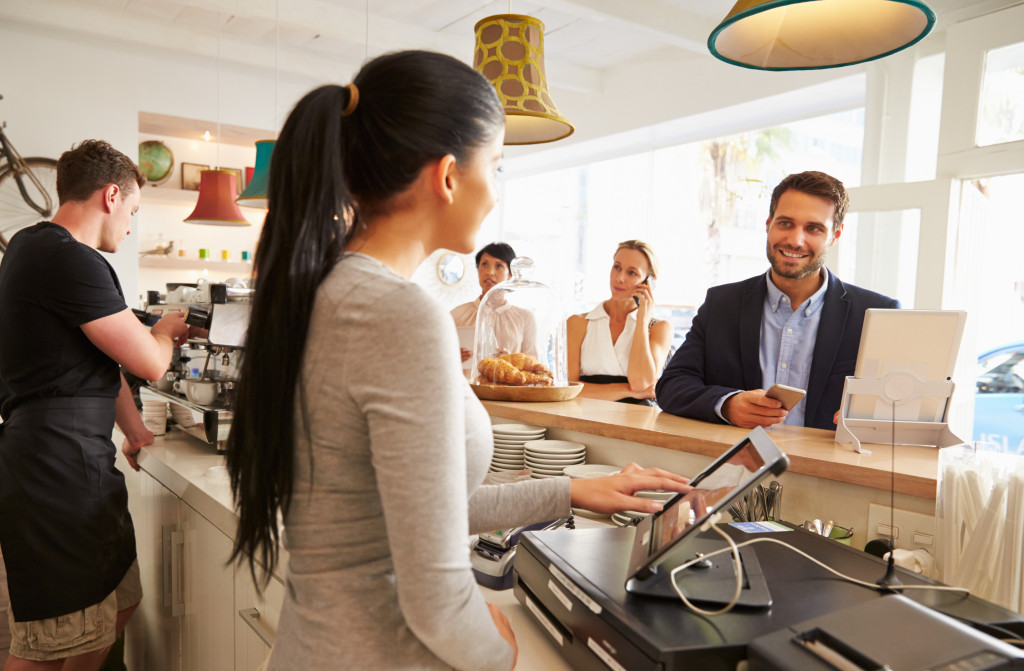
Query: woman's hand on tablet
569 462 690 514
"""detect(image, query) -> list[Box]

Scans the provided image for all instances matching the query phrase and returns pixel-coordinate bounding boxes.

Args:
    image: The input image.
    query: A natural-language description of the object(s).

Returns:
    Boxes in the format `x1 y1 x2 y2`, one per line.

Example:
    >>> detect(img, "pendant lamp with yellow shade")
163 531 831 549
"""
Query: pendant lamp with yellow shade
708 0 935 71
473 14 574 145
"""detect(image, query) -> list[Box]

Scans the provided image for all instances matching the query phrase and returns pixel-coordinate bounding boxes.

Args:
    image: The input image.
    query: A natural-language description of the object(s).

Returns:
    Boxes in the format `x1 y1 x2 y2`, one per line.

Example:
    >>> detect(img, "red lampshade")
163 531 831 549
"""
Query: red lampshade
184 170 250 226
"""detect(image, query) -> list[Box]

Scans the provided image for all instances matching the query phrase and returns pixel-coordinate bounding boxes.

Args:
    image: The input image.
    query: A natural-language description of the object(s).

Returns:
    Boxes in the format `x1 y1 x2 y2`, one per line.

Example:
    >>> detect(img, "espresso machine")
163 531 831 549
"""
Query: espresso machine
138 283 251 453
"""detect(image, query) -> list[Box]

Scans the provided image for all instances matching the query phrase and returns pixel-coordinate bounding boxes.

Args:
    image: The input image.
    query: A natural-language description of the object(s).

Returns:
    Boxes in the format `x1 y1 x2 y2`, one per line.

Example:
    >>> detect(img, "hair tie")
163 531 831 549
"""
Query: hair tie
341 83 360 117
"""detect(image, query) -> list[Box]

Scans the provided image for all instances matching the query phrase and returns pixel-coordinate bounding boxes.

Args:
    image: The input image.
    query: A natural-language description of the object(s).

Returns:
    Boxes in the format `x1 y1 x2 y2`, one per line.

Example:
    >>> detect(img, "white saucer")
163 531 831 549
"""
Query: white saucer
492 423 546 435
524 454 585 465
563 464 620 479
493 439 530 447
527 466 568 476
523 439 587 454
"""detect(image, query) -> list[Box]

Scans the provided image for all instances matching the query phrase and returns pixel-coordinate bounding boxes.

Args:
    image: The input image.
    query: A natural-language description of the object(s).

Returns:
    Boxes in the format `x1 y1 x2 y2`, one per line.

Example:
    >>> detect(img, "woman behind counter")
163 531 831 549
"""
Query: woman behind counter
226 51 688 671
451 242 535 363
568 240 673 405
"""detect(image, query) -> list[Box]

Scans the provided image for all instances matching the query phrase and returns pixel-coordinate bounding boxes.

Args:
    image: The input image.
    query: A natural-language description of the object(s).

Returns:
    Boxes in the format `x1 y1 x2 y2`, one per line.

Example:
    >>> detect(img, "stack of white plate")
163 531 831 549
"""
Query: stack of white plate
490 423 546 473
523 440 586 478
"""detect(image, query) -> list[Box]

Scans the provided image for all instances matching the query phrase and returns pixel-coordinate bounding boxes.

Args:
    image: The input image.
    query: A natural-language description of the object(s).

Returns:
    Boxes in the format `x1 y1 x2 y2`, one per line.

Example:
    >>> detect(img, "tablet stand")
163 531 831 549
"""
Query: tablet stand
625 537 773 608
835 371 964 454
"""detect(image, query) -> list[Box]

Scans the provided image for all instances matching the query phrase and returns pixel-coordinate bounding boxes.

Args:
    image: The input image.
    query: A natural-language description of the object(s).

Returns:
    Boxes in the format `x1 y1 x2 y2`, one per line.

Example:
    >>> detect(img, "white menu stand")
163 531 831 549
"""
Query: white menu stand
835 371 964 454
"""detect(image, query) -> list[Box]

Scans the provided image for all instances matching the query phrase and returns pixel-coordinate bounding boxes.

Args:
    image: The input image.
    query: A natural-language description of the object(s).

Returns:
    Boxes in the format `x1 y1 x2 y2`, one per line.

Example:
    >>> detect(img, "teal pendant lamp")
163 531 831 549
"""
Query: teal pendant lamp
237 0 279 209
236 140 274 208
708 0 936 71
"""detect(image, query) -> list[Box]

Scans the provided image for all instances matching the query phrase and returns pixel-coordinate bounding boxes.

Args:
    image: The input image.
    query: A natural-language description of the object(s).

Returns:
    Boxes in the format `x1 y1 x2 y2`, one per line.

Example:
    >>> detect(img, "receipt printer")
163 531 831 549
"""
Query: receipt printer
748 594 1024 671
471 518 568 591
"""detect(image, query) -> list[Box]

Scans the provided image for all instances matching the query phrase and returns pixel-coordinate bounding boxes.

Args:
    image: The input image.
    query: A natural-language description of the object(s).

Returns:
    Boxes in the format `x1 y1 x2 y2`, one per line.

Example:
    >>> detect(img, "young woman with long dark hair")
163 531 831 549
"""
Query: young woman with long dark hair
226 51 688 670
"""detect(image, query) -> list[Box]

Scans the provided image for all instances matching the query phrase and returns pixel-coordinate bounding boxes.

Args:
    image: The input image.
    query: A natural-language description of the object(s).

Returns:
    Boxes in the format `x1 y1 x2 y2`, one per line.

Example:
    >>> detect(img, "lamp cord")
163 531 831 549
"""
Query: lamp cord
275 0 279 130
216 12 222 170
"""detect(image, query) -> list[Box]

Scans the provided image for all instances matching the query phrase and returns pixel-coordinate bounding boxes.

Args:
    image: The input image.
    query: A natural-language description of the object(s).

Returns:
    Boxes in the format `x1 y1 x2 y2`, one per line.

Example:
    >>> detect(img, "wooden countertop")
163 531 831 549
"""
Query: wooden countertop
481 398 941 499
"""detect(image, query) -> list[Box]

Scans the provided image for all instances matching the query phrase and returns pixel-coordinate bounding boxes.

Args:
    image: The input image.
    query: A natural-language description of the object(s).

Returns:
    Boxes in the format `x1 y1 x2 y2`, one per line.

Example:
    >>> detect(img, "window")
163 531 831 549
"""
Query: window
499 109 865 323
977 41 1024 146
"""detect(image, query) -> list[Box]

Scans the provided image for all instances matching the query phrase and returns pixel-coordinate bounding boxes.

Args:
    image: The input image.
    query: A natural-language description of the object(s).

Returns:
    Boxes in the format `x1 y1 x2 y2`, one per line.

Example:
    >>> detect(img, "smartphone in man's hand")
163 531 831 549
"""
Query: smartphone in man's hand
765 383 806 411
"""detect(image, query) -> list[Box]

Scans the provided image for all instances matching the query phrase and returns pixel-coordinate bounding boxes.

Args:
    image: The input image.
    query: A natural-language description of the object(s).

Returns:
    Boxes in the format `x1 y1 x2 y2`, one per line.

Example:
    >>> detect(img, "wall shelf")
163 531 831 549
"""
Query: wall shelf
142 184 199 206
139 257 252 272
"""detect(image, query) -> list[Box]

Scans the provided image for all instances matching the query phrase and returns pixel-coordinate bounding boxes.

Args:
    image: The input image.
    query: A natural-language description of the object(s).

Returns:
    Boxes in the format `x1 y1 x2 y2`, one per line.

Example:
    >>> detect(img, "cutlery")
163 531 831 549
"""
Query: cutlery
768 481 781 521
822 520 835 537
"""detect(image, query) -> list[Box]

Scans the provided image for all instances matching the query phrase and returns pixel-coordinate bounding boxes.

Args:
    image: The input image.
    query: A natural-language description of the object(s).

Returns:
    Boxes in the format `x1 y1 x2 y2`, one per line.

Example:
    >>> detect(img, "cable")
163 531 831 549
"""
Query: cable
669 520 743 616
668 520 970 616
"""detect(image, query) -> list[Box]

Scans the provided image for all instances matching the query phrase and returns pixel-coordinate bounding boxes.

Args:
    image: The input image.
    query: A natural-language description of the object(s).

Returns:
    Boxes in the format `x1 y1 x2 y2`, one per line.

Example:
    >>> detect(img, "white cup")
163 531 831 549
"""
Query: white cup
152 373 174 392
173 379 220 406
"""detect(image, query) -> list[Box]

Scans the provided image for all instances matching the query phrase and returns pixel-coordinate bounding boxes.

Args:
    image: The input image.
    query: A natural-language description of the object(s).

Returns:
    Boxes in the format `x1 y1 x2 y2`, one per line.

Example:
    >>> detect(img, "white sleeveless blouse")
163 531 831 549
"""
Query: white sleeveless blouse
579 303 637 377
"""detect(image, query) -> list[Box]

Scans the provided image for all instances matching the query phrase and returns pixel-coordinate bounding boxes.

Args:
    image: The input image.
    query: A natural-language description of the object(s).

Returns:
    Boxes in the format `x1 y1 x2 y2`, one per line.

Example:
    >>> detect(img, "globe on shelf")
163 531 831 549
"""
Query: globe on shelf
138 140 174 186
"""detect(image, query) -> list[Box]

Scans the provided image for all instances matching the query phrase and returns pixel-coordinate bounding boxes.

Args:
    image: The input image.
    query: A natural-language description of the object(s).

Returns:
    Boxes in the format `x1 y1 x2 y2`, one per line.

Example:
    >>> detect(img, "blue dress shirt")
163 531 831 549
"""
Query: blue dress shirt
715 269 830 426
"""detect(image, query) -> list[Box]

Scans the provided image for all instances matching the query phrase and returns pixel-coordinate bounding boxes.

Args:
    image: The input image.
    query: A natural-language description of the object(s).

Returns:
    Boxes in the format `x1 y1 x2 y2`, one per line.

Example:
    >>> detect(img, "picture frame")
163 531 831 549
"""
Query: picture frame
181 163 209 191
223 168 244 195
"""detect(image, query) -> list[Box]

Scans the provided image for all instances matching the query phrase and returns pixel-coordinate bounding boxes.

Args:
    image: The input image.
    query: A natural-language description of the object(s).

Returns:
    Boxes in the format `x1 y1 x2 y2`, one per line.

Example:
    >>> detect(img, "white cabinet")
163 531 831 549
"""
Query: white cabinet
180 504 235 671
125 466 249 671
125 464 185 671
234 568 284 671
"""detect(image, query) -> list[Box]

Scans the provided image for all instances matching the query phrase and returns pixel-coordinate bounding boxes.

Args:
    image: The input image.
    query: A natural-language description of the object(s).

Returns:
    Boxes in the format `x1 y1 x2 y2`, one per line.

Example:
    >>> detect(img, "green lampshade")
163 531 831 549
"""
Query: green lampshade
708 0 936 71
236 140 274 208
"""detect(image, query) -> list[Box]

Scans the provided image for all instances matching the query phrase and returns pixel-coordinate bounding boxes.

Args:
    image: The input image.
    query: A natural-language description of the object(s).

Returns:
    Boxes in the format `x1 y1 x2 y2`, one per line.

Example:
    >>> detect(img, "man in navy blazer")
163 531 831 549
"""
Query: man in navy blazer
656 171 899 431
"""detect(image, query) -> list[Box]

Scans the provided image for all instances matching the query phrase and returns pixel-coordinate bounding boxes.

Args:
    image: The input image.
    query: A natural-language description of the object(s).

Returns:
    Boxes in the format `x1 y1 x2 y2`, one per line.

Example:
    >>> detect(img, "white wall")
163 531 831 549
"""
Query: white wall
0 20 317 304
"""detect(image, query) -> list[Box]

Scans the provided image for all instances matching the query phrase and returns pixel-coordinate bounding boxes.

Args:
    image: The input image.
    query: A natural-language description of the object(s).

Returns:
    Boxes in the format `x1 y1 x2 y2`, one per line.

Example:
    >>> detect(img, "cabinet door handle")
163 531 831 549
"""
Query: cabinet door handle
238 608 275 647
170 530 185 617
161 525 174 609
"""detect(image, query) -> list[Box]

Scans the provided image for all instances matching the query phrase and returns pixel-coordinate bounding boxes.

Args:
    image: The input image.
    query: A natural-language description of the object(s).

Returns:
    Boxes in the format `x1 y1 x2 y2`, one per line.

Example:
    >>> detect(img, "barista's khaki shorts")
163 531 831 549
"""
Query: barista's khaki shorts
8 560 142 661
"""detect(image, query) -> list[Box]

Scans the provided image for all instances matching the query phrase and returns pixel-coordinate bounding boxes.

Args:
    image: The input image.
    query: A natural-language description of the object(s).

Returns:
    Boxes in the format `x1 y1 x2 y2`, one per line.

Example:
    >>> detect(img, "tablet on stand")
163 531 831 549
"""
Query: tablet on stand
624 427 789 608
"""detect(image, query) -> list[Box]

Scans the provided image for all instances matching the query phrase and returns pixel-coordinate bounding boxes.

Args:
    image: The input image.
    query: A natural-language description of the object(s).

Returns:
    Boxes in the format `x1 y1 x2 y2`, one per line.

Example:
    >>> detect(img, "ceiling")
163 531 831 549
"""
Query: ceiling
3 0 1022 96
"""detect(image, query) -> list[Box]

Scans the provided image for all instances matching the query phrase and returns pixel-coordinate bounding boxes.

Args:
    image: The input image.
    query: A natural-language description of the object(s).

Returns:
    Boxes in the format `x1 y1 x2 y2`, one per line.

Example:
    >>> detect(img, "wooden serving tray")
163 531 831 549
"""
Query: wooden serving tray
470 382 583 402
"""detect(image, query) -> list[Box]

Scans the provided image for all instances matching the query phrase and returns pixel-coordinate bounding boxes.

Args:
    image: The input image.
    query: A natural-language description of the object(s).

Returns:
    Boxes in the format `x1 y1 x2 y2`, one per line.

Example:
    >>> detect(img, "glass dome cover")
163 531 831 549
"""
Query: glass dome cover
471 257 568 388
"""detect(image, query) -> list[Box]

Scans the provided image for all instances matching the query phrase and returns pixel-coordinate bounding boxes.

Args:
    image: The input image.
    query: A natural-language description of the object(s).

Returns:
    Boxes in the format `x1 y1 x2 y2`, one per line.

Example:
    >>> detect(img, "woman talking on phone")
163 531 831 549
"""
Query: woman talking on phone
226 52 689 671
567 240 673 406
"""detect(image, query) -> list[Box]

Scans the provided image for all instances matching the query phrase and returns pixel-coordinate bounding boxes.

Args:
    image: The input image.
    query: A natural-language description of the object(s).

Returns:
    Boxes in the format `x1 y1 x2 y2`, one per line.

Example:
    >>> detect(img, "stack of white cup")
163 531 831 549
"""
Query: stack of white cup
141 400 168 436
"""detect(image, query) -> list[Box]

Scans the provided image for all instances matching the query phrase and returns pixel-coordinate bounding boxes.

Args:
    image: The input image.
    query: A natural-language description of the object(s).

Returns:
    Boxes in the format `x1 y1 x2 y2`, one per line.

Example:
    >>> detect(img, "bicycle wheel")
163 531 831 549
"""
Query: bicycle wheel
0 156 58 255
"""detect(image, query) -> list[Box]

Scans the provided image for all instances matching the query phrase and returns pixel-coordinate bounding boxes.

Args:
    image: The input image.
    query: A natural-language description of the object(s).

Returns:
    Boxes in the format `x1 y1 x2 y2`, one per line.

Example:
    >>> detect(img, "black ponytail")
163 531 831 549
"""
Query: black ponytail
227 51 503 586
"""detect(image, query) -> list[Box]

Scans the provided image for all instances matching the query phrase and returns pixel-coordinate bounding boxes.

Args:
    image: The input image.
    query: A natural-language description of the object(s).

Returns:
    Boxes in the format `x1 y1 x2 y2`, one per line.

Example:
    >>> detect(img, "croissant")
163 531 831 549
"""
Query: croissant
521 370 554 387
478 357 527 385
498 353 548 373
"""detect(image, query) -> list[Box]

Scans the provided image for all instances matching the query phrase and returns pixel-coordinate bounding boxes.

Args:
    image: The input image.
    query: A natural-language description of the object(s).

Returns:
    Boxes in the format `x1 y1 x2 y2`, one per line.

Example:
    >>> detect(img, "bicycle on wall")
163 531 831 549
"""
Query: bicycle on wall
0 93 59 256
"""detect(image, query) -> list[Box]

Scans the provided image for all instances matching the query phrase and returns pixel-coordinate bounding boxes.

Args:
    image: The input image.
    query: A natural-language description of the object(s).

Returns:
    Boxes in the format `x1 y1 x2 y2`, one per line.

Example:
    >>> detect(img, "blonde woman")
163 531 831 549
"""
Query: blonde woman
567 240 673 405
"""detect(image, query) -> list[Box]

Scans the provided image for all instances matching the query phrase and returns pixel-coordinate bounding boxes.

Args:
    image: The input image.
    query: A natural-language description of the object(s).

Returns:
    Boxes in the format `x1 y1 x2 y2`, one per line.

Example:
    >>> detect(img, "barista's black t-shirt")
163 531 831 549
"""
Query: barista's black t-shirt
0 222 127 419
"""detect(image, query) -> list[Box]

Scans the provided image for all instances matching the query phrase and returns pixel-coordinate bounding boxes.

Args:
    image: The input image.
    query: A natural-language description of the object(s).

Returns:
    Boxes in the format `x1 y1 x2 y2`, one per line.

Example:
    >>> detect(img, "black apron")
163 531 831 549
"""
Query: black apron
0 397 136 622
578 374 658 407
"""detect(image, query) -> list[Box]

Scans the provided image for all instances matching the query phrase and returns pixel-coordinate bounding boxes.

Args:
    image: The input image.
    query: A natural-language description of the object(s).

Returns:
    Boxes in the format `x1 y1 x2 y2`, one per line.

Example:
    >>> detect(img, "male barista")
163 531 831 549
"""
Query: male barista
0 140 190 670
656 171 899 430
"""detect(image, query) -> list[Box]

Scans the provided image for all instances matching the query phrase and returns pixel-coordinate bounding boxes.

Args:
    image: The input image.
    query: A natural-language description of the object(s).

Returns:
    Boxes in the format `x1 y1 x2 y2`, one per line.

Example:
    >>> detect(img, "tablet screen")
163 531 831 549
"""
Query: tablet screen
650 441 766 557
627 426 788 581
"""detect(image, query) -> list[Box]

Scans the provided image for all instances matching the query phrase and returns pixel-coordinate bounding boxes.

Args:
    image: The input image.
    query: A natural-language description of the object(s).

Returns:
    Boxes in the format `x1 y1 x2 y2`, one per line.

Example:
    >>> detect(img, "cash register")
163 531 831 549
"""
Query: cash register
511 428 1024 670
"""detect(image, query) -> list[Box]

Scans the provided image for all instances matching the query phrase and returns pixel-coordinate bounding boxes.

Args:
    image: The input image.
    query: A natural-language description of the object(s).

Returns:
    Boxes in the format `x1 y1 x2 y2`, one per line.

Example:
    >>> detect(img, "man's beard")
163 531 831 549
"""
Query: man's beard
766 242 826 280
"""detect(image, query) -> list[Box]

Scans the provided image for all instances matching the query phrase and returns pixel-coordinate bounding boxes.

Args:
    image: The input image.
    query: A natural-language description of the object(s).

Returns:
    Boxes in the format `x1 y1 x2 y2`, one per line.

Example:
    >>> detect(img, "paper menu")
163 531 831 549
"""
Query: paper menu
457 326 475 371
